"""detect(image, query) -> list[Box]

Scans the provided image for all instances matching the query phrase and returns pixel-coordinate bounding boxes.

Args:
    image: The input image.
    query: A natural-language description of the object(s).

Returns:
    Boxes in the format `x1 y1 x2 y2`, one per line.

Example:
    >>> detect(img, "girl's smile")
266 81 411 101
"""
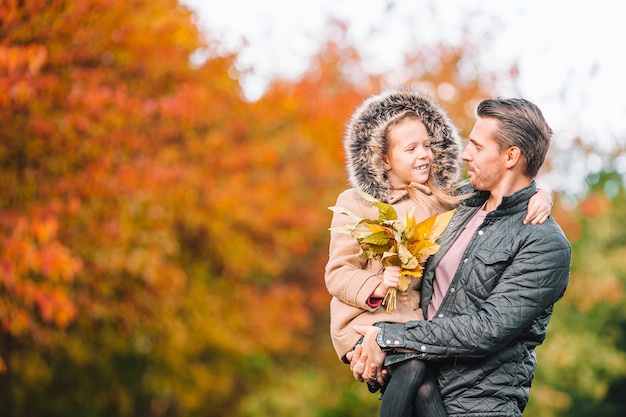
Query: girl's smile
382 116 433 188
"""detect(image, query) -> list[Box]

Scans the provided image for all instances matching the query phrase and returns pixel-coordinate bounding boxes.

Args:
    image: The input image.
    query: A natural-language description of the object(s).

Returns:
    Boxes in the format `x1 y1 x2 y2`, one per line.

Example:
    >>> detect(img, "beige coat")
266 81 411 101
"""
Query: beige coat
326 87 463 360
325 187 445 360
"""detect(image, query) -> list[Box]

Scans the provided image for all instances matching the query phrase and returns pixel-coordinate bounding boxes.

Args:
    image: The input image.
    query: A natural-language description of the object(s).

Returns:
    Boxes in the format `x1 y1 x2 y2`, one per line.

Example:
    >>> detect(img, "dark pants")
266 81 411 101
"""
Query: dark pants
378 359 447 417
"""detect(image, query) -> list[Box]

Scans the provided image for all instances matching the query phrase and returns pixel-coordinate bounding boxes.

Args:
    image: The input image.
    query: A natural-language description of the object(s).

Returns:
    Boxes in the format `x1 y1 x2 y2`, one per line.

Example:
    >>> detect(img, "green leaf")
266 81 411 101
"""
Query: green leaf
380 252 401 267
359 191 398 221
373 201 398 222
328 205 364 222
361 231 393 245
360 245 387 259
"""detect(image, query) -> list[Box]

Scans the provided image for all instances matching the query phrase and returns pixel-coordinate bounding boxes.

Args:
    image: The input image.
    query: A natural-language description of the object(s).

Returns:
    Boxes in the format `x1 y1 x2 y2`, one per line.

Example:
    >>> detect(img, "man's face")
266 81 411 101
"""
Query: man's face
462 117 507 191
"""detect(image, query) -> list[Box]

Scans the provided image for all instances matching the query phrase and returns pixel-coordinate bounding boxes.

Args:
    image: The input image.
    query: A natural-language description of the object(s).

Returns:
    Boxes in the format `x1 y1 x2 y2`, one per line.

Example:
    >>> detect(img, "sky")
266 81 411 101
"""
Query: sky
181 0 626 195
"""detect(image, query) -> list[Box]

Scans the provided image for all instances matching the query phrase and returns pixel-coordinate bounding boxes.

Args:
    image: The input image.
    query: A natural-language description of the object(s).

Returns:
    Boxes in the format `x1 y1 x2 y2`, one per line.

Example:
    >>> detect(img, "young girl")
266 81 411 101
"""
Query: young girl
325 87 552 417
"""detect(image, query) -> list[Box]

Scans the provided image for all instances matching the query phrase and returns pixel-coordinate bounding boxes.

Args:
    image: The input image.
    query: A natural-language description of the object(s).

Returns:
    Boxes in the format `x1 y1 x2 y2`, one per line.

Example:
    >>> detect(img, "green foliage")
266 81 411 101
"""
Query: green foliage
239 368 380 417
524 170 626 417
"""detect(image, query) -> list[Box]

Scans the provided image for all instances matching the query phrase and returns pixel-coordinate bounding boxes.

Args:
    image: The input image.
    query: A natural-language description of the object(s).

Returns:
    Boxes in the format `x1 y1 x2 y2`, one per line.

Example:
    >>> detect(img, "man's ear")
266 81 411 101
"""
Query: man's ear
504 146 523 169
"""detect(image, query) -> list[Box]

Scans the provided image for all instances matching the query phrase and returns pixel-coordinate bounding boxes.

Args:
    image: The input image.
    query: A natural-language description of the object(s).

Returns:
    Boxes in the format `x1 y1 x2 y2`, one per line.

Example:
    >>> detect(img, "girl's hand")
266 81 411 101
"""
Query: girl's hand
381 266 401 291
370 266 401 298
525 188 553 225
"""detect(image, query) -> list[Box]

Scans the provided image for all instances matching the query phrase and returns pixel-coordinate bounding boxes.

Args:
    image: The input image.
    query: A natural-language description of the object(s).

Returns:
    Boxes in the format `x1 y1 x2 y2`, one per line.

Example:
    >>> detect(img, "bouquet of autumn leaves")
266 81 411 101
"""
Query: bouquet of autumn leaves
330 192 455 314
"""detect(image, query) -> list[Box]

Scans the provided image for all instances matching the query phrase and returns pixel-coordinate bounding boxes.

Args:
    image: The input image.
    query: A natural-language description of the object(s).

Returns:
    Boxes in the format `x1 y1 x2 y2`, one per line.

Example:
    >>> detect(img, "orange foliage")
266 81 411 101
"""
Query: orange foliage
565 270 623 313
0 213 81 334
0 1 502 415
578 192 612 218
551 198 583 242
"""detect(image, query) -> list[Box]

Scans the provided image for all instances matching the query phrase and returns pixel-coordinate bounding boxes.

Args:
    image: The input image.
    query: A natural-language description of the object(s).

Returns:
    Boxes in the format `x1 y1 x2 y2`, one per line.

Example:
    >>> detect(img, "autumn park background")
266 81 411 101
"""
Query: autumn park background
1 1 626 416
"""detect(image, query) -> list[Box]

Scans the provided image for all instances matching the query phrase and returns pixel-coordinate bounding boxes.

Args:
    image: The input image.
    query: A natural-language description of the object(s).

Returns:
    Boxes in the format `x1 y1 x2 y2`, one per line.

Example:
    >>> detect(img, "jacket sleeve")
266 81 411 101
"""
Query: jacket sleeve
325 190 382 311
377 226 571 360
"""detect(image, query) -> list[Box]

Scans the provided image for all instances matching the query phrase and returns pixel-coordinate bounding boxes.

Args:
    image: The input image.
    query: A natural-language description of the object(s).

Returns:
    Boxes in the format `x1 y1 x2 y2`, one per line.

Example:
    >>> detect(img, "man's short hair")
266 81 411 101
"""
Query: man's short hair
477 97 552 178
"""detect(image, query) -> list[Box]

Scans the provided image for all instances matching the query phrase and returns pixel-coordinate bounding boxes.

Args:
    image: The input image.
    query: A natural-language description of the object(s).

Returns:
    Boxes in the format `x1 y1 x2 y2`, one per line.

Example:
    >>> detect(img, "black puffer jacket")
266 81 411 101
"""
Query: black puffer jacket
377 182 571 417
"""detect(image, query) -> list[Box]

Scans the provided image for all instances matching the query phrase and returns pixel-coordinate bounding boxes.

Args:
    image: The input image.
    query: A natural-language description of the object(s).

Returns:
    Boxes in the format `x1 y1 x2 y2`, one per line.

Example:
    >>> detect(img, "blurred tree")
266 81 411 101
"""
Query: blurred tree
524 167 626 417
0 0 249 415
401 42 492 138
0 2 357 416
1 0 200 414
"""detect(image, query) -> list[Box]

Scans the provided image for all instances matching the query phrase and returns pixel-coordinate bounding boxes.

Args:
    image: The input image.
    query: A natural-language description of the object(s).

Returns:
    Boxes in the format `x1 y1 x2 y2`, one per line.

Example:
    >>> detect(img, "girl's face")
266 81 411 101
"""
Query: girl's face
383 117 433 188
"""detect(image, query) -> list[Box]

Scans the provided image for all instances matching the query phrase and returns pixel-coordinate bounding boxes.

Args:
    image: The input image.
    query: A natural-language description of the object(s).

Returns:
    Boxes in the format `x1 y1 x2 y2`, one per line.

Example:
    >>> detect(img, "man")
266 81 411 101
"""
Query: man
350 97 571 417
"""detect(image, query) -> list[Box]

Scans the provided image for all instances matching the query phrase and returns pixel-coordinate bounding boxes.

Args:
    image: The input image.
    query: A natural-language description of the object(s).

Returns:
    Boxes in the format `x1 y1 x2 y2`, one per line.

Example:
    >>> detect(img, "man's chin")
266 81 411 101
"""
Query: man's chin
467 175 481 189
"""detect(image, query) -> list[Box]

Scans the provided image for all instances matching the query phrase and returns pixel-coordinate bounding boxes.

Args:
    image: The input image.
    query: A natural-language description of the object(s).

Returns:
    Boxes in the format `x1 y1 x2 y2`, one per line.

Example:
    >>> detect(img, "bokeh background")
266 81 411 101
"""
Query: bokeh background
1 1 625 416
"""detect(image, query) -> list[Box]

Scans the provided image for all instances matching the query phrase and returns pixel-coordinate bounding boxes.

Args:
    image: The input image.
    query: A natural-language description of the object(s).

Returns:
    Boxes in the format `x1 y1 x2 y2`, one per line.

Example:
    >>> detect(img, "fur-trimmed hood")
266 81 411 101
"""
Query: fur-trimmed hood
344 86 463 202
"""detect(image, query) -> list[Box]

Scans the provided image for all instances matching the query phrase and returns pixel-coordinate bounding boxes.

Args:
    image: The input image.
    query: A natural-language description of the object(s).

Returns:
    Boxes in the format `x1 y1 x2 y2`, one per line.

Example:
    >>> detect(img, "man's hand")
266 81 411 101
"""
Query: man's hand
349 325 387 386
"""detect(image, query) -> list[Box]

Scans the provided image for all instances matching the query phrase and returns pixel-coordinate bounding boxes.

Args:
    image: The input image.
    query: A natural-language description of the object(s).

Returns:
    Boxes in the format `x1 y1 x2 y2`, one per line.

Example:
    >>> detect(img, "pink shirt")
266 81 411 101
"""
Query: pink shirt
428 208 488 319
